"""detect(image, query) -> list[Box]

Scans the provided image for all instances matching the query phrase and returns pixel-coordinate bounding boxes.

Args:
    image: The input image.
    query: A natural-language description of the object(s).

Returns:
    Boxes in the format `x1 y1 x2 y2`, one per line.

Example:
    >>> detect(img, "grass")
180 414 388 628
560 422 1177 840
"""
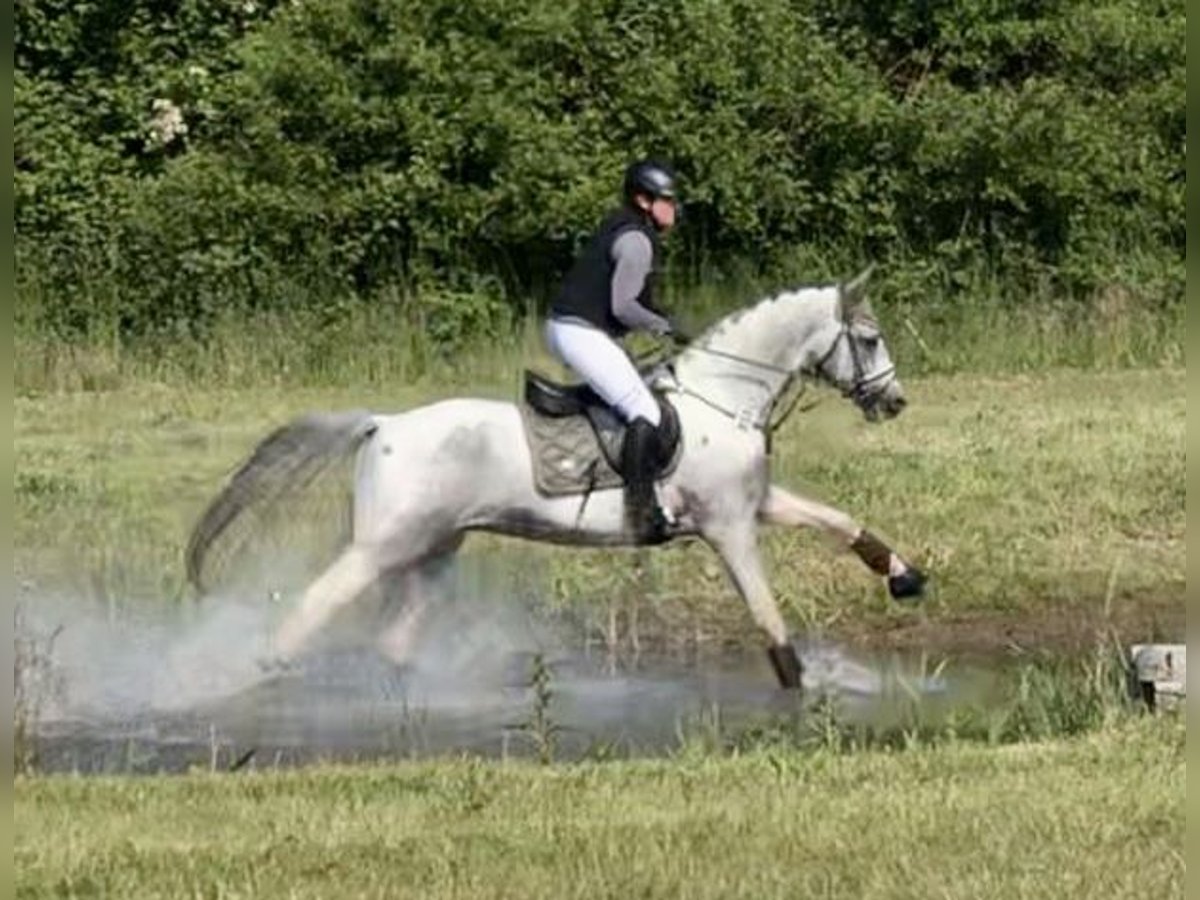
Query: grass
14 714 1184 899
14 280 1184 393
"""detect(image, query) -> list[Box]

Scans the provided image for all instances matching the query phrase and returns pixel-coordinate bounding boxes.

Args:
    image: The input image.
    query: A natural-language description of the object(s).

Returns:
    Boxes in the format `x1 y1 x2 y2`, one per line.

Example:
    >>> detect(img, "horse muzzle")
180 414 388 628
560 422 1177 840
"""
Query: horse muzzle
859 385 906 422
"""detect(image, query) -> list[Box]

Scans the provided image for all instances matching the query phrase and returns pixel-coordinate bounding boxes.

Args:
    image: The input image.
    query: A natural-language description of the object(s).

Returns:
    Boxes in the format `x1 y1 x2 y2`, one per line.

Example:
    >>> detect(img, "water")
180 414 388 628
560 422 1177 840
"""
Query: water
19 592 1002 775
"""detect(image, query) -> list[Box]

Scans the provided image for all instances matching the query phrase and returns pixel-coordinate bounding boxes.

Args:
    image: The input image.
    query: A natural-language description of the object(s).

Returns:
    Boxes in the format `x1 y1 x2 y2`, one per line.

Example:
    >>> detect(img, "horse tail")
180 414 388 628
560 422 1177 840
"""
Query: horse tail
186 410 378 593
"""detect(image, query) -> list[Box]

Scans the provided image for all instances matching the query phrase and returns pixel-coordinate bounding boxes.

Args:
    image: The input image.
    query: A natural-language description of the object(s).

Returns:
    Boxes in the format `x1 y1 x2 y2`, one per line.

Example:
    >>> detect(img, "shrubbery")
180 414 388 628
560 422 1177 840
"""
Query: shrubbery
16 0 1184 343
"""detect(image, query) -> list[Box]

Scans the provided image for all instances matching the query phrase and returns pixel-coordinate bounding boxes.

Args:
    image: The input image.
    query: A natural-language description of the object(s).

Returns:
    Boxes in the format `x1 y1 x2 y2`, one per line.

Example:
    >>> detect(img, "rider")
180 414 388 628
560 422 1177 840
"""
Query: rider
545 159 684 544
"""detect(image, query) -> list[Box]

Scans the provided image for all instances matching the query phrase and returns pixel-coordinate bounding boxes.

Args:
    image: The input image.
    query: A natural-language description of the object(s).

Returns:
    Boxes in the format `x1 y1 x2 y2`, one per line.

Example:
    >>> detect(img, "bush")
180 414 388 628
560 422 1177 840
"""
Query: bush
15 0 1184 346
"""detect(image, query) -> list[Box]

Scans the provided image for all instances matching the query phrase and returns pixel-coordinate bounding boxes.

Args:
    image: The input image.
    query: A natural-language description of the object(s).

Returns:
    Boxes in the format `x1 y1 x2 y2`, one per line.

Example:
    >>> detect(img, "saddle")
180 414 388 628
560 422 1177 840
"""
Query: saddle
520 370 682 497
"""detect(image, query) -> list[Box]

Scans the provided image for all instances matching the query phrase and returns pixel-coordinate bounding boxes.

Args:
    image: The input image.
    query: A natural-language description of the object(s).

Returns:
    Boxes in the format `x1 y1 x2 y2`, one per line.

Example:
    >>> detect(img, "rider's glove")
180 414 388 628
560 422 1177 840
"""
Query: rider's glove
667 319 693 346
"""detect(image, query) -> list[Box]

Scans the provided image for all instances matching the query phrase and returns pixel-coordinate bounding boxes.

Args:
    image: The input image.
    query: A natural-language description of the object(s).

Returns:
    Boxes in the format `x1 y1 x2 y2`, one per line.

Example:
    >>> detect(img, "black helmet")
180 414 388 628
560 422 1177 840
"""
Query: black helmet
623 159 678 204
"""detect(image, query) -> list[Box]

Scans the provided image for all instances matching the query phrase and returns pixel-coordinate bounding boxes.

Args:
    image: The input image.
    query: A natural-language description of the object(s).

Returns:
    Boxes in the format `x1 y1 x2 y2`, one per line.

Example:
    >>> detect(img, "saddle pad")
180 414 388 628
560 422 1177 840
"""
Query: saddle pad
519 404 682 497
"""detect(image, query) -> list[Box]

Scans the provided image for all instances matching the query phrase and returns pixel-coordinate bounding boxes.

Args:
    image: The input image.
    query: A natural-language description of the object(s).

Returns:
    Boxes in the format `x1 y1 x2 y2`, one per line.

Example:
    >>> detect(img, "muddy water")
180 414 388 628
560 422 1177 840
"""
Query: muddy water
28 646 1003 774
21 592 1006 775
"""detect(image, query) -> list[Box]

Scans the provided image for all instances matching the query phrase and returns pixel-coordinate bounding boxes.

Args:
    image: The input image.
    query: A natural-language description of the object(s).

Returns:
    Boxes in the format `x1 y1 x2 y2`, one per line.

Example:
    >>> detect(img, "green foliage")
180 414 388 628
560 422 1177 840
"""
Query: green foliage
512 653 563 765
16 0 1184 349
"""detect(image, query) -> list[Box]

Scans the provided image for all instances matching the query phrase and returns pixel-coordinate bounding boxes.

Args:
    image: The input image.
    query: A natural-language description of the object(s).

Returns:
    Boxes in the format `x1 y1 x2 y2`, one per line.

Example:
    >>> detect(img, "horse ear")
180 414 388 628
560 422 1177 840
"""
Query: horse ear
841 265 875 310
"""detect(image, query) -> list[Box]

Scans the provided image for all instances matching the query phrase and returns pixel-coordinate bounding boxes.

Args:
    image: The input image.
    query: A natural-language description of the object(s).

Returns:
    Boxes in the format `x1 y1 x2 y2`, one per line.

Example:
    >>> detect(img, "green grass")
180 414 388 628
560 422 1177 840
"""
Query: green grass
14 281 1184 394
14 715 1183 899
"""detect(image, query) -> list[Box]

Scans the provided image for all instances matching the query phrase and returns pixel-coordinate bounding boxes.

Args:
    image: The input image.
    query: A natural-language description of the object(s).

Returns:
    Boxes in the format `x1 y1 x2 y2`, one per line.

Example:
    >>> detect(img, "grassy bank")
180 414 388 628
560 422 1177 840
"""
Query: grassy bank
14 715 1183 899
15 359 1184 655
15 283 1183 394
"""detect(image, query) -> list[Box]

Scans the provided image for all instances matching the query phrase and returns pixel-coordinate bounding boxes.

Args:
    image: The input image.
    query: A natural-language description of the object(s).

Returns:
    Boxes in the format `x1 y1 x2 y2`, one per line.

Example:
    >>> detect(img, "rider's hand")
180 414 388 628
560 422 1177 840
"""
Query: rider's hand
667 320 693 346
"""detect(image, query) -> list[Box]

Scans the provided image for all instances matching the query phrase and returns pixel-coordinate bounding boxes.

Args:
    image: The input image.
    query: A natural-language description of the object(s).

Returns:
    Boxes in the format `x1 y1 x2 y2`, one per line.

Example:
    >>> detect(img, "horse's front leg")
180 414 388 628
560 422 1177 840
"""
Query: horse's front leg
758 484 926 601
704 523 803 689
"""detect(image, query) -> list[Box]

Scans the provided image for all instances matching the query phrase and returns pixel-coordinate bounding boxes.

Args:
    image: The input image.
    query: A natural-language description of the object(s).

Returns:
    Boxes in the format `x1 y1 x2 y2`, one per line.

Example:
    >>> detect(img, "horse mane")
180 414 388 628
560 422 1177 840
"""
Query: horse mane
695 283 839 348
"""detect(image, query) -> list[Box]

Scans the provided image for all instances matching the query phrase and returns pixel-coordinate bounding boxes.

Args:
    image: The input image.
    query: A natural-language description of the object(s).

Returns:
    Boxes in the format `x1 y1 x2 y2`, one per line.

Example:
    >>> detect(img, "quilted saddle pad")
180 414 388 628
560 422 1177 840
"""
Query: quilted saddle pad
519 402 682 497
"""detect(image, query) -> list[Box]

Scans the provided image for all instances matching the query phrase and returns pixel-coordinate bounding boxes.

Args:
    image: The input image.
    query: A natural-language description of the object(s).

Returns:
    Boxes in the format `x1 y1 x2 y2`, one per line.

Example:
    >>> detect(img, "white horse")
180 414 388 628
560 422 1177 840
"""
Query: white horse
187 268 925 688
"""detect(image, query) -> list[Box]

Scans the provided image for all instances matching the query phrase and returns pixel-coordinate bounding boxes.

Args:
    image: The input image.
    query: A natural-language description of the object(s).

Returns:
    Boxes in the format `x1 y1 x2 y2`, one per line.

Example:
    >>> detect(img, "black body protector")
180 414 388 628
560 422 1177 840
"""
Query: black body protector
552 207 663 337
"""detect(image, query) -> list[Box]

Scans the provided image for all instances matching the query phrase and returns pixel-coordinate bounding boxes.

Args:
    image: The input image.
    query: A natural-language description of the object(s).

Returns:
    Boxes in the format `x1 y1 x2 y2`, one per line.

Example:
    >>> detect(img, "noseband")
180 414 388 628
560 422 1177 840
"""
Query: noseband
810 324 896 406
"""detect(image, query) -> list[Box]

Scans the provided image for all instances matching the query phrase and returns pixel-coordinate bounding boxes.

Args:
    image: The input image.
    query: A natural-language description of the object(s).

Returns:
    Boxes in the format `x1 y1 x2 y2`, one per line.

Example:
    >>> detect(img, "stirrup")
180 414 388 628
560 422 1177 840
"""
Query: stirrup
655 486 678 527
636 505 671 545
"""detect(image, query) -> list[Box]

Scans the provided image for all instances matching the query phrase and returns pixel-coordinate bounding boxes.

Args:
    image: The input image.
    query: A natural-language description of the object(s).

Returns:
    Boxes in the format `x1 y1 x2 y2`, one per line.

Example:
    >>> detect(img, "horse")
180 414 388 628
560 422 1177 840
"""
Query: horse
186 267 925 689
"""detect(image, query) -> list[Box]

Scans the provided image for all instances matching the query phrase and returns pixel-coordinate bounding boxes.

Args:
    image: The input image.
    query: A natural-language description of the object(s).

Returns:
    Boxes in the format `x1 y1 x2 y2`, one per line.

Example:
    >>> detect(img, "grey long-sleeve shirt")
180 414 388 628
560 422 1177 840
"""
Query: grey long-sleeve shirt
610 230 671 334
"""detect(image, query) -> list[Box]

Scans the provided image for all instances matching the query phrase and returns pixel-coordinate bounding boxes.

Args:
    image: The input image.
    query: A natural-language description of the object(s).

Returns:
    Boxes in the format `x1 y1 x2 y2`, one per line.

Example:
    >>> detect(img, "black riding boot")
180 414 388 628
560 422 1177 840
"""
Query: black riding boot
621 417 669 545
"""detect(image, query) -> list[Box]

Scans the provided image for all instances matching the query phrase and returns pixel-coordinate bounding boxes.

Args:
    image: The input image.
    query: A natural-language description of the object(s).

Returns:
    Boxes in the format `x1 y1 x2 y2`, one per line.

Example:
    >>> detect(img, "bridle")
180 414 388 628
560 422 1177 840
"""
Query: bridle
808 321 897 407
666 318 896 435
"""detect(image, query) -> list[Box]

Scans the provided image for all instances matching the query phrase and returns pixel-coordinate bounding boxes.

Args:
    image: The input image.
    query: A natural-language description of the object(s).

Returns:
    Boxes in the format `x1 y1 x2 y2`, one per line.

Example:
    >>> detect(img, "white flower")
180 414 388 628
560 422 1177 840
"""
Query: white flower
148 98 188 147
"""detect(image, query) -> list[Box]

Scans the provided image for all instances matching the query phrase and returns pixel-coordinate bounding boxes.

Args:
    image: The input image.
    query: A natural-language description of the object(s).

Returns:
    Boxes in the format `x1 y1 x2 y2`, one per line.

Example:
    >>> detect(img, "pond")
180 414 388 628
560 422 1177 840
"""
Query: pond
19 591 1018 774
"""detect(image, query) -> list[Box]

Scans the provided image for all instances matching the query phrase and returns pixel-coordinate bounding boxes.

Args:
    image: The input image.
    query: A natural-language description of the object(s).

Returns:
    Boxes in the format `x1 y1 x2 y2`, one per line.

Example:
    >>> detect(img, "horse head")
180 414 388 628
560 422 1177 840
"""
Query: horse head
808 266 906 422
672 266 907 428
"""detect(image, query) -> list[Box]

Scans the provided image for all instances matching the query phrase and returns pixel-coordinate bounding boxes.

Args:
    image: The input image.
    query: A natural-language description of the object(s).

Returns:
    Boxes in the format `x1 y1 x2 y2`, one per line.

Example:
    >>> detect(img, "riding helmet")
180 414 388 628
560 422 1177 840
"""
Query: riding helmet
623 160 678 204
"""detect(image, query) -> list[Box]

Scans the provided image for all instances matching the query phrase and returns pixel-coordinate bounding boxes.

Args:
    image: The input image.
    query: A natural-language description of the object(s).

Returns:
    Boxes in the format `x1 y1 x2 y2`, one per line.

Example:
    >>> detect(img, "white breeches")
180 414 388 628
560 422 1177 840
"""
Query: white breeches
544 318 661 426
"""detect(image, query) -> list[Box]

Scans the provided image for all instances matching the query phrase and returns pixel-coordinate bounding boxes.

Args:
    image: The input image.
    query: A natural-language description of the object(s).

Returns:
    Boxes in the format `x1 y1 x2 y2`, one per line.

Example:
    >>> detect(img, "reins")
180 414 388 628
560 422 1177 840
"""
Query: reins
666 333 830 435
661 321 893 441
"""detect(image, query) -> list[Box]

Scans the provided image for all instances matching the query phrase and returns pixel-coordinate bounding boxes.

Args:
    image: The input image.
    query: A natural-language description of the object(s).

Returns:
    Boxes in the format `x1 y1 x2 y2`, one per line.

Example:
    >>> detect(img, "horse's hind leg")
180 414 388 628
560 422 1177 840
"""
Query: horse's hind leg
271 544 383 662
758 484 926 600
375 547 460 668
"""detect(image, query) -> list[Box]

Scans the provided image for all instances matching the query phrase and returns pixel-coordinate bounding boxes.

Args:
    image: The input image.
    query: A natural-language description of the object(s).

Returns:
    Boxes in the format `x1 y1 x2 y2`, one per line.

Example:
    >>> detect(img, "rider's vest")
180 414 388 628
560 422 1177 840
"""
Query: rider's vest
552 207 661 337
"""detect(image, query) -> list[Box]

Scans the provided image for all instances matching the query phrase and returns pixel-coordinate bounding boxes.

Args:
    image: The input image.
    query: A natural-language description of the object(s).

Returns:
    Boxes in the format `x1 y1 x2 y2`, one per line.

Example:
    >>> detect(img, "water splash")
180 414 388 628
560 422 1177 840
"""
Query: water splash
19 582 992 774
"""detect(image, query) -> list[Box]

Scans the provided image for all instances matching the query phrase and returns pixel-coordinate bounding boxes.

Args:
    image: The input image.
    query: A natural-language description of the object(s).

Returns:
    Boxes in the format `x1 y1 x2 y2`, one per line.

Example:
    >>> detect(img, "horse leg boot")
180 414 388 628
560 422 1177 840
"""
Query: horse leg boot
620 417 669 545
759 486 927 605
851 529 927 601
767 643 804 689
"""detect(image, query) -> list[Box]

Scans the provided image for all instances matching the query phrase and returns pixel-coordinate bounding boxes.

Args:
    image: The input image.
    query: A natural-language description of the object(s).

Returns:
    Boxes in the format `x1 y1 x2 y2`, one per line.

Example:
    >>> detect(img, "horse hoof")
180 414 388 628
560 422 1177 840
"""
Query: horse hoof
767 643 804 690
888 567 927 603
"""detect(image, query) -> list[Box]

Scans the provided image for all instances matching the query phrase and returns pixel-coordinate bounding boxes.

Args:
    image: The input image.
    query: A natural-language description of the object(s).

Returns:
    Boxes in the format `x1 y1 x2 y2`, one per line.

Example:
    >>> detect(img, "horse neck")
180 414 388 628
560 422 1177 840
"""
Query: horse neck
673 286 839 421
